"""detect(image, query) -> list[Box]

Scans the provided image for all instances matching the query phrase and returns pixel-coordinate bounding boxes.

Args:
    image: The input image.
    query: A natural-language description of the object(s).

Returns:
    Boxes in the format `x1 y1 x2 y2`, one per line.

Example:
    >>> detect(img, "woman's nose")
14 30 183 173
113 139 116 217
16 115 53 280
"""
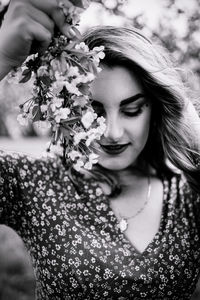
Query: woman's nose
104 116 124 142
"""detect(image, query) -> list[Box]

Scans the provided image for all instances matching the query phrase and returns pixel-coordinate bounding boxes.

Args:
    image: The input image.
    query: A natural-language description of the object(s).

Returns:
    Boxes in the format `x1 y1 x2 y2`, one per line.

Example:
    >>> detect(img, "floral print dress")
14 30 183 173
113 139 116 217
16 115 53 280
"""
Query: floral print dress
0 150 200 300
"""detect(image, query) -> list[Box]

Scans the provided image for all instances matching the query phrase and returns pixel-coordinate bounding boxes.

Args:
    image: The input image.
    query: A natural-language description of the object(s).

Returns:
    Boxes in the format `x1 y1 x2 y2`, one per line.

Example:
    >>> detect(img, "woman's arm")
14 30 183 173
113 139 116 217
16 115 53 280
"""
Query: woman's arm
0 58 12 80
0 0 75 81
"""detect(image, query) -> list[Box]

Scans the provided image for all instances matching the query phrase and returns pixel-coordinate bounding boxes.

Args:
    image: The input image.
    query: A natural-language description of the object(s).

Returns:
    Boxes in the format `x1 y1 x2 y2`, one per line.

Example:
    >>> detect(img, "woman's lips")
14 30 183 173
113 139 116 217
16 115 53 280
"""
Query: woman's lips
100 143 130 155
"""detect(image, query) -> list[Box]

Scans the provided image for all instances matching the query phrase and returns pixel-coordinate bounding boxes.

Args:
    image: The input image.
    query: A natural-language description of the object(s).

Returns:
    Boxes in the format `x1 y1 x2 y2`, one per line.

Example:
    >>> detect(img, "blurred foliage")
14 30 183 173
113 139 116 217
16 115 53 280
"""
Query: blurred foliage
92 0 127 14
130 0 200 102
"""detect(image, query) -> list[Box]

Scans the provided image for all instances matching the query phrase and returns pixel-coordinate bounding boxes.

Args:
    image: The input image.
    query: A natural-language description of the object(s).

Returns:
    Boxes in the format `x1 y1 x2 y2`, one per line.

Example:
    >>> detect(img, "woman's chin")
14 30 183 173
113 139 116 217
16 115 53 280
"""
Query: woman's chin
98 157 134 171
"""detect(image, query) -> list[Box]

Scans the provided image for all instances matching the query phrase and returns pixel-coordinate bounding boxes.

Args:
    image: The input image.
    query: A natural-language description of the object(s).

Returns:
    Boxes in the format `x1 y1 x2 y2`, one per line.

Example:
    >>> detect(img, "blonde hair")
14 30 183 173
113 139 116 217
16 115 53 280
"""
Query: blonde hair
81 26 200 194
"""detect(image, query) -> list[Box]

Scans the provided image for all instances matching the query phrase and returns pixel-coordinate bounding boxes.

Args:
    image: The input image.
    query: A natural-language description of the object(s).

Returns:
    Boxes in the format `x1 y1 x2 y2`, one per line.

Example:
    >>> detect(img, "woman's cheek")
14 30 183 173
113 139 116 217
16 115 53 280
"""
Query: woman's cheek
126 113 151 147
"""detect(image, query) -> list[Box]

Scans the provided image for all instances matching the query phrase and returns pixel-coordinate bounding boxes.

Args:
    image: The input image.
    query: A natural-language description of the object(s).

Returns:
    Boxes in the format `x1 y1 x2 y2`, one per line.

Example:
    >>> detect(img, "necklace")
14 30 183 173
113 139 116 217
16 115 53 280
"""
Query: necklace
118 176 151 233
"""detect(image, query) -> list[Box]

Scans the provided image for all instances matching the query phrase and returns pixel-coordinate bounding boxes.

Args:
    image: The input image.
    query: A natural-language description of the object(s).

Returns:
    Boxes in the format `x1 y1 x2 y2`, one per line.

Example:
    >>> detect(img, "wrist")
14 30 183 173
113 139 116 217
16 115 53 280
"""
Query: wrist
0 57 13 81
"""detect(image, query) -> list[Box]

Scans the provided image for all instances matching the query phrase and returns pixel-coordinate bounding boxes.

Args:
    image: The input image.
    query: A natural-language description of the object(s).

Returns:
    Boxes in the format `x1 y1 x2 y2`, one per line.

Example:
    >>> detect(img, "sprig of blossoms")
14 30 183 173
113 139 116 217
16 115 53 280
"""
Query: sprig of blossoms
6 0 106 171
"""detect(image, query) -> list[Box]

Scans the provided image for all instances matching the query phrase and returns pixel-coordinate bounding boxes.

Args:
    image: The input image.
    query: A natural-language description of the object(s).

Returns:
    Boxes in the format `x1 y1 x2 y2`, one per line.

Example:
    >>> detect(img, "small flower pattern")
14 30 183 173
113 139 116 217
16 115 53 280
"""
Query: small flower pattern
0 150 200 300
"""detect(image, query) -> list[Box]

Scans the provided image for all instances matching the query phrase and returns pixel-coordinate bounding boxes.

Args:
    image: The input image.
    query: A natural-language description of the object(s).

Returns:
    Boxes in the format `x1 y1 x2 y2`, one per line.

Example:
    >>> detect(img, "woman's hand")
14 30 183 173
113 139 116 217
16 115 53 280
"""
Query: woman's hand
0 0 76 77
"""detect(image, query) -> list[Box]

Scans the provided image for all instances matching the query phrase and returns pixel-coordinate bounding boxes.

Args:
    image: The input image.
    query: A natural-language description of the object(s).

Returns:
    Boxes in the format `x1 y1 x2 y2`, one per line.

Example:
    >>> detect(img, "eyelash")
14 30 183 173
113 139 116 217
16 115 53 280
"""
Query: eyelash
121 107 143 117
92 105 145 117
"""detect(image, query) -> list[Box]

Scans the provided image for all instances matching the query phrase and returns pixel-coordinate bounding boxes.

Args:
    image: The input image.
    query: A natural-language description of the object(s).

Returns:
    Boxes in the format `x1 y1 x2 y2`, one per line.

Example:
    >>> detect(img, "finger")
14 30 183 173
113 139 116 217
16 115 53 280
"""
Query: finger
10 0 77 38
52 11 77 39
28 21 53 54
28 0 73 19
31 0 77 37
29 6 55 36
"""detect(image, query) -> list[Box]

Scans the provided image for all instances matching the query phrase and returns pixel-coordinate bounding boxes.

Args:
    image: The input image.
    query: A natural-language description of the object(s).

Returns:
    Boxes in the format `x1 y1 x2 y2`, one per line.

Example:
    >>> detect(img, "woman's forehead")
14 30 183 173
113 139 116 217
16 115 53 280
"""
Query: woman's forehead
90 65 143 105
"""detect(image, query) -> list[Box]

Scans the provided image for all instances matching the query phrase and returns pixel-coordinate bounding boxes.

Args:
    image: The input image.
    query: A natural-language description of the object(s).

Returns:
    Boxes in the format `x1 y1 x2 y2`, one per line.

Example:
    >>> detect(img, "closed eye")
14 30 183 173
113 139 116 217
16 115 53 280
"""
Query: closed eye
122 109 142 117
121 106 143 117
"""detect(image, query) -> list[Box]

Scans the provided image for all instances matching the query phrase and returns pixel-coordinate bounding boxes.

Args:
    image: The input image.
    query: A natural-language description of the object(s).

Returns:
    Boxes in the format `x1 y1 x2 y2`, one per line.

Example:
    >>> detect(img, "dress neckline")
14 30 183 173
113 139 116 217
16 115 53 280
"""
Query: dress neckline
92 175 170 257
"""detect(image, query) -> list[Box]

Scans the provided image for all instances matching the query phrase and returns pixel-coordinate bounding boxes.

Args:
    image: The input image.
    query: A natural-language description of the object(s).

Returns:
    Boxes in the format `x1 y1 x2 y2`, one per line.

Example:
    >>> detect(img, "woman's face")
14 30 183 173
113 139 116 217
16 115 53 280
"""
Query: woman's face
90 65 152 171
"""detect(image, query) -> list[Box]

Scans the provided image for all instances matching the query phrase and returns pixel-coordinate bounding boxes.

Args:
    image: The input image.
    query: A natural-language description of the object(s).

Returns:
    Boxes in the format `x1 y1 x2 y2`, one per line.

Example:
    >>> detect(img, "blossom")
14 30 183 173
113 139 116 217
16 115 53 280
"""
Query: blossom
92 46 105 53
85 118 106 146
6 65 28 84
53 72 82 96
85 128 98 146
50 143 63 156
64 81 81 96
92 46 105 64
97 116 107 134
81 110 97 129
84 153 99 170
54 108 71 123
75 42 89 53
73 159 84 171
40 104 48 113
35 120 51 130
67 5 83 25
72 95 88 107
17 113 30 126
24 53 38 64
68 150 82 161
67 66 80 78
50 59 62 73
50 97 64 112
37 65 49 77
81 72 95 83
74 131 87 145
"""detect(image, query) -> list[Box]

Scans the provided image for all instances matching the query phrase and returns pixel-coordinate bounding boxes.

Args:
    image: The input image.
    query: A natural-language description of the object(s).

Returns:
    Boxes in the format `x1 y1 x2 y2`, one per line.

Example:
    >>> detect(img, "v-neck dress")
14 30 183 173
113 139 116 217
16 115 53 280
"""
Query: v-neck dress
0 150 200 300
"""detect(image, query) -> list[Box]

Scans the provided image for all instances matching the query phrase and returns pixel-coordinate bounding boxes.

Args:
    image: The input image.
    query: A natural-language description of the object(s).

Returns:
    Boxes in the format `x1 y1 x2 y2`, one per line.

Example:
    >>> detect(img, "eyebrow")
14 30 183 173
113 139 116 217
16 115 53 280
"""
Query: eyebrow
91 93 145 107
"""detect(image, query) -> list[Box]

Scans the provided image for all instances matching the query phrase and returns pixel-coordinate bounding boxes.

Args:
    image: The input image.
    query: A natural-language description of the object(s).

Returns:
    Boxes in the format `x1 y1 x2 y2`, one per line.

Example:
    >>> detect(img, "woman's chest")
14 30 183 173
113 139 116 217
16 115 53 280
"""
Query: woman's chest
34 206 200 300
109 176 164 253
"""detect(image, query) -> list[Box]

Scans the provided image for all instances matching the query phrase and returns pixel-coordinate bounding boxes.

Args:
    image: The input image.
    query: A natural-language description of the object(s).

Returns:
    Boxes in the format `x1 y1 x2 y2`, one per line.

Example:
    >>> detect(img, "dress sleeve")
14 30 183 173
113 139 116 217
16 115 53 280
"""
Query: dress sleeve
0 150 64 230
0 150 22 225
179 172 200 234
0 149 74 230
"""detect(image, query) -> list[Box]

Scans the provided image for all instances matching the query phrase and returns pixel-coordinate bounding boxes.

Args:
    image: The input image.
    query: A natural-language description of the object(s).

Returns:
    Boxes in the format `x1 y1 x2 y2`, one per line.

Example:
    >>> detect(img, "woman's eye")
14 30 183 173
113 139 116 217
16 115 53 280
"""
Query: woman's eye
122 107 143 117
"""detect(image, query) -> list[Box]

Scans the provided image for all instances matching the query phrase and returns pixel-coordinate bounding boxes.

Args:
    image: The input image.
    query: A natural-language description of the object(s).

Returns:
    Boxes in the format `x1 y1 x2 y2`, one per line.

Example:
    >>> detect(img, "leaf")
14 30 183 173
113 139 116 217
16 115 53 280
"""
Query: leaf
60 127 70 138
88 62 98 75
64 41 78 51
78 83 91 95
63 116 81 125
19 71 32 83
32 105 42 122
70 0 90 9
40 76 51 86
54 128 61 143
22 69 31 75
79 56 89 66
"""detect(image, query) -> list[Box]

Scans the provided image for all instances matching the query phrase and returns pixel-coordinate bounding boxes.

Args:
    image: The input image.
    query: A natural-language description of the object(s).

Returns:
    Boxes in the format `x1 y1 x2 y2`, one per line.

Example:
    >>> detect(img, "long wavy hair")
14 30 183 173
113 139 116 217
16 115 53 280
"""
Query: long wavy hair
73 26 200 195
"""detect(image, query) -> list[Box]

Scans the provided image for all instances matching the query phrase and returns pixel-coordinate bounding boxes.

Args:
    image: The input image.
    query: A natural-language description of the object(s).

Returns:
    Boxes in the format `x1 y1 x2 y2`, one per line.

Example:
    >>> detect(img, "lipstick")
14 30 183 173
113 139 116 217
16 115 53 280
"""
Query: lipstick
100 143 130 155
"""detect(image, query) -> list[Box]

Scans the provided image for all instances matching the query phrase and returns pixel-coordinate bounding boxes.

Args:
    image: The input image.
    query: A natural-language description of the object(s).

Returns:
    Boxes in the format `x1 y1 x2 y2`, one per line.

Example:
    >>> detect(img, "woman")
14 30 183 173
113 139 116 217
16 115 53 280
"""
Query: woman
0 0 200 299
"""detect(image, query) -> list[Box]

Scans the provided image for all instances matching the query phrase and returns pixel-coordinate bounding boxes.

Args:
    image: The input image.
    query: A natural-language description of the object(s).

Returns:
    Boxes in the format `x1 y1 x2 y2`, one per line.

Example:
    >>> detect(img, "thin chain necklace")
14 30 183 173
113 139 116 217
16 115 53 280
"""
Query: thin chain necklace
117 176 151 232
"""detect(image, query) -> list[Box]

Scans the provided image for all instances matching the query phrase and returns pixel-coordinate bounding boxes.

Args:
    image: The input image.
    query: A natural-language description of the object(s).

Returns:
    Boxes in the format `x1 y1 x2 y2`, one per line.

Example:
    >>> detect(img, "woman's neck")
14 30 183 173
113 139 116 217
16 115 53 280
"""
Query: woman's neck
111 163 151 188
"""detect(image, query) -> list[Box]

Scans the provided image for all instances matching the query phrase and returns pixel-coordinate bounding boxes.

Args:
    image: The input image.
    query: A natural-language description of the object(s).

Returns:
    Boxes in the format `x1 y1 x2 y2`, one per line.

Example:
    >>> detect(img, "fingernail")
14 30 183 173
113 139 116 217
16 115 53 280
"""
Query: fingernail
62 25 76 38
69 28 76 37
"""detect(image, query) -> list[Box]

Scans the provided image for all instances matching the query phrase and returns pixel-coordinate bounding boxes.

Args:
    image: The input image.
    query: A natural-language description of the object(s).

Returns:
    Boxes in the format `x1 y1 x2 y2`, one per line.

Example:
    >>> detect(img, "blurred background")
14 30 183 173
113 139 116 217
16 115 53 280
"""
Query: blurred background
0 0 200 299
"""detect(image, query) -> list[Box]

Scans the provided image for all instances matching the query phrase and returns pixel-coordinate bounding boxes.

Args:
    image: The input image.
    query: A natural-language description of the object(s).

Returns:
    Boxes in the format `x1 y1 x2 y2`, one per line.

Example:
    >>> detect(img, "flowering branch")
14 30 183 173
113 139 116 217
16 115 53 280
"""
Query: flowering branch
5 0 106 171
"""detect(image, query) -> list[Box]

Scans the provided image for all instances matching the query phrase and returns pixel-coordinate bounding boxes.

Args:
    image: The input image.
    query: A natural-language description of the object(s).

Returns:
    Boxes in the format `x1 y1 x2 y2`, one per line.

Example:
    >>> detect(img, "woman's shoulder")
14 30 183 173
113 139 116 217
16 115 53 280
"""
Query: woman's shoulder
0 148 55 166
0 149 69 179
164 169 199 202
